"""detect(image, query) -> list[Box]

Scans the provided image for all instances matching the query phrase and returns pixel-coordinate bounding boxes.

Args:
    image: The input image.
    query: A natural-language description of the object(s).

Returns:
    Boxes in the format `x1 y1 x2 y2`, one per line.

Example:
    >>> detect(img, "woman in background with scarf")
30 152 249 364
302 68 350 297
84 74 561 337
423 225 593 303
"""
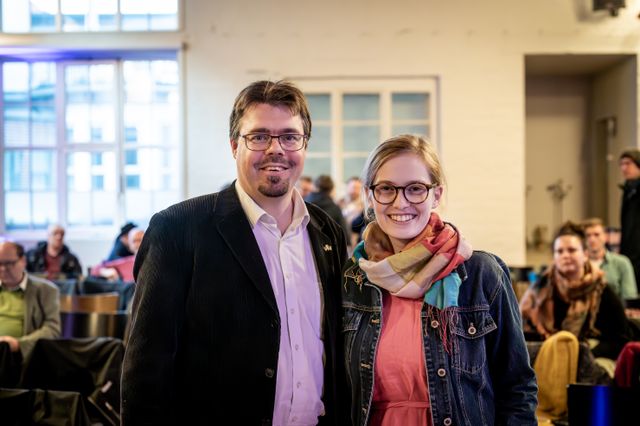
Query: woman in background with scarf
520 221 632 361
342 134 537 426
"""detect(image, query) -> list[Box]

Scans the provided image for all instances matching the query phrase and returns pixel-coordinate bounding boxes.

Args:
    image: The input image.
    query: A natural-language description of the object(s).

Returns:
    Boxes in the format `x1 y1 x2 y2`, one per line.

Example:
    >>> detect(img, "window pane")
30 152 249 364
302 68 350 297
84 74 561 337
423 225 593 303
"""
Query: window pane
123 105 150 145
392 93 429 120
5 192 31 229
343 125 379 152
343 94 379 120
344 157 368 181
307 94 330 121
32 192 57 225
4 150 29 191
121 0 178 31
4 104 30 147
31 62 56 102
3 63 29 102
392 124 430 138
31 105 56 146
308 126 330 154
61 0 117 32
30 0 58 32
304 158 331 179
66 104 91 143
2 0 31 32
31 150 56 191
66 151 117 225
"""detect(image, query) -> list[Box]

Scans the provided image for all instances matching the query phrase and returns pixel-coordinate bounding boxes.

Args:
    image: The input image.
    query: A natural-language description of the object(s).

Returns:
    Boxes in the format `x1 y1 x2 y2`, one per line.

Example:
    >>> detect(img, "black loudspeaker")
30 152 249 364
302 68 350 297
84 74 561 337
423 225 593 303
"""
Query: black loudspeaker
593 0 626 16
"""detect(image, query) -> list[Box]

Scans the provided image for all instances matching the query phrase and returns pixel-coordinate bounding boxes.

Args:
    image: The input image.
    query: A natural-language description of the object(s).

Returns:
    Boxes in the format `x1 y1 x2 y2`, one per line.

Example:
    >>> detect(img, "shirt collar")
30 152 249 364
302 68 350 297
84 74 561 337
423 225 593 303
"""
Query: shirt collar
235 180 310 230
0 272 28 292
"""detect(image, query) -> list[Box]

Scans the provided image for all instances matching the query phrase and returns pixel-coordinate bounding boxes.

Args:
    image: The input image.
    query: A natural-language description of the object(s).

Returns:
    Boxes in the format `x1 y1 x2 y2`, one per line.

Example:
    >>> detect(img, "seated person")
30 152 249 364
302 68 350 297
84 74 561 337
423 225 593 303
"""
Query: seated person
304 175 350 241
106 222 137 261
520 221 633 361
91 228 145 282
25 224 82 280
0 241 61 361
339 176 365 248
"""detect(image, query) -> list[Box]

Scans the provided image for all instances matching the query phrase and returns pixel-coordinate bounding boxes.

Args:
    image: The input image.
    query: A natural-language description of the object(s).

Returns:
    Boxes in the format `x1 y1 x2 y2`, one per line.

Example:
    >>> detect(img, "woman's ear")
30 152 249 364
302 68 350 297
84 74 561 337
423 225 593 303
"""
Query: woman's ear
432 186 444 209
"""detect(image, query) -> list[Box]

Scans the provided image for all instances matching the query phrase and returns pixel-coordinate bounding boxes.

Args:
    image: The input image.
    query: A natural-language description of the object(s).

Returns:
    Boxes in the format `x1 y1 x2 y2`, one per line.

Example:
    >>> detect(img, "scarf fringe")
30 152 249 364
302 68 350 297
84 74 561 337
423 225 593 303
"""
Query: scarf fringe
426 305 459 354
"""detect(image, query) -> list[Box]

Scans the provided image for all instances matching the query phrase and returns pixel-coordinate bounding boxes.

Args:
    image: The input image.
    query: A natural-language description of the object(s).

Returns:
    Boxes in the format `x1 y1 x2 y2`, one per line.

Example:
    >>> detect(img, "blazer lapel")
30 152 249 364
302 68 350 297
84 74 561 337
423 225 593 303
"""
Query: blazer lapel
215 186 278 316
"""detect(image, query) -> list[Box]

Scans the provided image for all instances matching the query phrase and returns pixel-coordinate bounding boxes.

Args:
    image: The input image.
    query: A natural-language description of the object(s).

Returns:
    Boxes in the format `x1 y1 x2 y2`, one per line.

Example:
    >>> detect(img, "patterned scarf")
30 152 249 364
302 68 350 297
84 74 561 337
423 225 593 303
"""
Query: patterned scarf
353 212 473 350
519 262 606 339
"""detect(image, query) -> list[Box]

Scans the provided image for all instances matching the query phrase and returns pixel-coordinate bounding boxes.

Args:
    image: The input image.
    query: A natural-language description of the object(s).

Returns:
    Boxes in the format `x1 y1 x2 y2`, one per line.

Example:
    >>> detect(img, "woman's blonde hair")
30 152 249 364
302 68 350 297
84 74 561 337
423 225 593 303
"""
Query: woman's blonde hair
362 134 445 218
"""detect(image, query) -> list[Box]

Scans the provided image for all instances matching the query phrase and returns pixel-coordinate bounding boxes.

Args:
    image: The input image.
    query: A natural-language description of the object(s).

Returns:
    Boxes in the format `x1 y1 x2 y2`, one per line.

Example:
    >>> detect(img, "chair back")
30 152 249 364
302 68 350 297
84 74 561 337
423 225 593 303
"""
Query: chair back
60 292 120 313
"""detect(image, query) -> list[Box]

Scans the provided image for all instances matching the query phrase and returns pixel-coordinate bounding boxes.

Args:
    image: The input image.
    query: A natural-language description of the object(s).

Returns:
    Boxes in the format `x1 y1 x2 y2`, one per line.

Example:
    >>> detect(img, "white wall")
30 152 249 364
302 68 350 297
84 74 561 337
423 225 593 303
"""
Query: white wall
4 0 640 266
525 76 590 246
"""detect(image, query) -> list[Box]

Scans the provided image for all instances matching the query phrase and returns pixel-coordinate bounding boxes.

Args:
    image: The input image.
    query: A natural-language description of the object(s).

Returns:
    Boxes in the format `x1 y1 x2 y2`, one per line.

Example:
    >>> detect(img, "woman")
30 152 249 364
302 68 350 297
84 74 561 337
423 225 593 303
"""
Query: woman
342 134 537 426
519 221 632 361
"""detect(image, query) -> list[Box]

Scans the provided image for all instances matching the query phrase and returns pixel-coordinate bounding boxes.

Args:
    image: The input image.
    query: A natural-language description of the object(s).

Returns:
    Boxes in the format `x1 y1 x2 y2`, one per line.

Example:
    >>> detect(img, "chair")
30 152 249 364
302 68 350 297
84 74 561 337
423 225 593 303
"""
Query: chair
0 387 92 426
60 311 129 339
80 277 135 311
59 292 120 313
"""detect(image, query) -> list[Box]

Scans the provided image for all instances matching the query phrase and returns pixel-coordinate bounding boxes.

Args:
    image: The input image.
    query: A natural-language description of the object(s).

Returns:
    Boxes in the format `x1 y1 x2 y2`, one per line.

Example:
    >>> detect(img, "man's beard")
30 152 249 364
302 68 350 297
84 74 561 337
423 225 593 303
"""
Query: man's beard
258 175 290 197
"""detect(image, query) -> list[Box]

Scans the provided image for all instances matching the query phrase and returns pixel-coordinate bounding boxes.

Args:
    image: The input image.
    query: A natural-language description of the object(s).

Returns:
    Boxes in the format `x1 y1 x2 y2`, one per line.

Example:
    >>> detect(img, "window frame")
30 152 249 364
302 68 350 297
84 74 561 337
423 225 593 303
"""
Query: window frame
296 77 439 195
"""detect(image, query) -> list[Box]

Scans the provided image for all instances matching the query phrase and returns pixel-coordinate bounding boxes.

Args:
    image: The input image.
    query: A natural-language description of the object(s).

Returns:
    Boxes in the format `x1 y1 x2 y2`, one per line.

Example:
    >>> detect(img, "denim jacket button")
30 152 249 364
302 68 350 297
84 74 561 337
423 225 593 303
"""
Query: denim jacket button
264 368 275 378
430 320 439 328
468 325 477 335
437 368 446 377
443 417 452 425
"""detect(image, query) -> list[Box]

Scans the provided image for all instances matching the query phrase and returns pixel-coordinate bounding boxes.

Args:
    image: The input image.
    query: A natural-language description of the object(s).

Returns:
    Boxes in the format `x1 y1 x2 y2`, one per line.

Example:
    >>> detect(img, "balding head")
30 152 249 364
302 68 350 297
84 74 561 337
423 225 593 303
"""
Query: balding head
128 228 145 255
0 241 26 288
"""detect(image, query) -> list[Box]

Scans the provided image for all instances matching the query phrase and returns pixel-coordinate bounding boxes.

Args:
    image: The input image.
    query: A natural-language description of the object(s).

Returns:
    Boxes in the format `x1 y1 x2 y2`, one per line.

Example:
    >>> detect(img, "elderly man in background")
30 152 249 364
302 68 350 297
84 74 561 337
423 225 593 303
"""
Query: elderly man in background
26 224 82 280
90 228 144 282
583 218 637 301
0 241 61 361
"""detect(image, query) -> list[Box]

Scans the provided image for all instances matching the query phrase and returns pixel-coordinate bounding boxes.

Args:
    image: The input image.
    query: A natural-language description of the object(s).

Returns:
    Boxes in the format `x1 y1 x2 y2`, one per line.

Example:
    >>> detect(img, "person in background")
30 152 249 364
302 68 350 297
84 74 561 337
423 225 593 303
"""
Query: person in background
305 175 350 244
296 175 315 198
106 222 137 261
619 149 640 291
122 80 348 425
90 228 144 282
0 241 60 361
520 221 632 360
25 224 82 280
339 176 365 248
582 217 637 301
343 134 537 425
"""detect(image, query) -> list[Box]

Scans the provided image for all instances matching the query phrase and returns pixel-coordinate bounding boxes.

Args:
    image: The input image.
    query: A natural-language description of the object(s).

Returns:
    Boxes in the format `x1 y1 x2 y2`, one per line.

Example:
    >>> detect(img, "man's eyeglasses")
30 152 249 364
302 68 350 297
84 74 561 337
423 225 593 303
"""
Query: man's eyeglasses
240 133 308 152
0 259 20 268
370 182 437 205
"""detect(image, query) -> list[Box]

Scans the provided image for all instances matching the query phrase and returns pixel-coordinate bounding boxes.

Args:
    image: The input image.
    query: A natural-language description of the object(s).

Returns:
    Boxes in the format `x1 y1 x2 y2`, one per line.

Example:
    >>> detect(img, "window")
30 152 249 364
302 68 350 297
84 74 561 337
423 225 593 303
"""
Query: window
1 0 179 33
0 57 182 232
299 78 438 188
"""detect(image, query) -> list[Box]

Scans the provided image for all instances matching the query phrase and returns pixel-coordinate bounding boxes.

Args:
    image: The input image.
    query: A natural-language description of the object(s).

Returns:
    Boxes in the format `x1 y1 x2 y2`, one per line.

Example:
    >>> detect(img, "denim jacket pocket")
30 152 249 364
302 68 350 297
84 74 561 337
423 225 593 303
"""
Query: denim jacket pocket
342 309 364 375
451 309 497 374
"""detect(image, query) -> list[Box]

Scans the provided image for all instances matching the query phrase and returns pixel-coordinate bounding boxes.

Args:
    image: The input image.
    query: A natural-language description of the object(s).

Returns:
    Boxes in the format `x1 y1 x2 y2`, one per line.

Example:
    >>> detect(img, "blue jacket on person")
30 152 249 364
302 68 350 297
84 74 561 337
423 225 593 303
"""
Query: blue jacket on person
342 250 538 426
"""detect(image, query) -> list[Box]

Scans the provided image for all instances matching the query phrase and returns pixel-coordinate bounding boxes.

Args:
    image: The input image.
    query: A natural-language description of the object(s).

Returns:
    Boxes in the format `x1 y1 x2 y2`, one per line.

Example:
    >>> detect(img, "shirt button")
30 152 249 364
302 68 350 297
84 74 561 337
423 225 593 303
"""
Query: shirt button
290 308 295 314
296 382 302 388
264 368 275 378
430 320 439 328
437 368 446 377
443 417 452 425
294 344 299 351
292 416 298 422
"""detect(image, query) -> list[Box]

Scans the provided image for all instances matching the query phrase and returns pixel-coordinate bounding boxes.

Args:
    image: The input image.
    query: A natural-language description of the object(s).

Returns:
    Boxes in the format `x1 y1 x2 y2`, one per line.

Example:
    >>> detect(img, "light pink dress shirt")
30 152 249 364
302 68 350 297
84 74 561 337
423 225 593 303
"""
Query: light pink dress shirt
236 182 325 426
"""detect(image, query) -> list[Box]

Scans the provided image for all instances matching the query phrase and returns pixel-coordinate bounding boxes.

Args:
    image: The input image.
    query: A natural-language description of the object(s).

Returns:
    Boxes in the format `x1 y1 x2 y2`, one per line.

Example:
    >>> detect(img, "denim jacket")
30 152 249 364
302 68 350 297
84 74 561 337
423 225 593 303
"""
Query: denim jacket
342 250 538 426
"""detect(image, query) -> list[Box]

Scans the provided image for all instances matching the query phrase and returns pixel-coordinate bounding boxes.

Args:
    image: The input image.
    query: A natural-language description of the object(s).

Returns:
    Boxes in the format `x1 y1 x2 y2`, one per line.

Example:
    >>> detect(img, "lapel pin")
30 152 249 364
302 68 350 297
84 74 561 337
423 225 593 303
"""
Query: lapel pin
323 244 333 252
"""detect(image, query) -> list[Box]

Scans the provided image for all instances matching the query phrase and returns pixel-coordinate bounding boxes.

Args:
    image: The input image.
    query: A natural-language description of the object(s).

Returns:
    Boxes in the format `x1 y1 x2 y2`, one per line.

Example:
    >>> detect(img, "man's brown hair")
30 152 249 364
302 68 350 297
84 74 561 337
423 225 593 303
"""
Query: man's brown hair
229 80 311 141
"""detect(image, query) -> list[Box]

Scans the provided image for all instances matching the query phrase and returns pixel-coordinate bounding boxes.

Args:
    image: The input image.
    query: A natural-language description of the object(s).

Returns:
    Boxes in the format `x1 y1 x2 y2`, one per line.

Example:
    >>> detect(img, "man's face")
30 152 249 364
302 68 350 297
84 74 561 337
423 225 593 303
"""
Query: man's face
231 103 305 204
346 179 362 201
47 226 64 252
128 230 145 254
620 157 640 180
297 179 314 198
584 225 606 253
0 243 26 288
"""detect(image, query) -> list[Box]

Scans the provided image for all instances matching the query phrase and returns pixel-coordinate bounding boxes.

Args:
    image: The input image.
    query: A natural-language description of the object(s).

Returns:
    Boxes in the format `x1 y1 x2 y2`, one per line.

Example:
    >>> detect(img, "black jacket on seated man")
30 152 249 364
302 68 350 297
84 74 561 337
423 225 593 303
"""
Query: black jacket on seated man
26 242 82 279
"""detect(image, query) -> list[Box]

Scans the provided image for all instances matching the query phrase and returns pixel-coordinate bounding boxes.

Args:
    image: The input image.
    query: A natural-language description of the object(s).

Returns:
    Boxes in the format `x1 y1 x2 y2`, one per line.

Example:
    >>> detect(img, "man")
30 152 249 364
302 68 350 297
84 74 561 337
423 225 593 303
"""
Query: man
296 174 315 198
619 149 640 291
122 80 348 425
0 241 61 361
106 222 137 261
26 224 82 280
339 176 365 247
583 218 637 300
305 174 350 242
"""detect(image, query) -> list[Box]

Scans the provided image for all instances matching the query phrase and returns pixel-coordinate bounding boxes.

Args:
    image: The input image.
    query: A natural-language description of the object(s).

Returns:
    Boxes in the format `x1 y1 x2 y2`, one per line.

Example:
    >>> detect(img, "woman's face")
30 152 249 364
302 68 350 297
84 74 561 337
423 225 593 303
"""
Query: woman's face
368 153 442 253
553 235 587 279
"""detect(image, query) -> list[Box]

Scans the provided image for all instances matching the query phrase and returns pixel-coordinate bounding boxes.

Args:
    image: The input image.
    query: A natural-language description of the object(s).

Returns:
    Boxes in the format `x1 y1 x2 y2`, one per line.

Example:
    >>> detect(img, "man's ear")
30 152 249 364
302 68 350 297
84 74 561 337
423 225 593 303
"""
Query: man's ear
230 139 238 159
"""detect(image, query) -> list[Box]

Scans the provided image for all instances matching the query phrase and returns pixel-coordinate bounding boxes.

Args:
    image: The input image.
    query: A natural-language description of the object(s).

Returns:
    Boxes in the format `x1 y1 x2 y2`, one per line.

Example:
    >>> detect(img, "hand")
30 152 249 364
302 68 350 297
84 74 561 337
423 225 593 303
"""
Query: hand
98 267 119 281
0 336 20 352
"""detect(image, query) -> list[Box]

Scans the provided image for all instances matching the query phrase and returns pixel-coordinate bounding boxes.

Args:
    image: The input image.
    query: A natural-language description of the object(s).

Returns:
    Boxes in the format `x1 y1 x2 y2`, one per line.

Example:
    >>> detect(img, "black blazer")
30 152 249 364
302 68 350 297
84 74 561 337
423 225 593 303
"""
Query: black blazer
121 185 348 425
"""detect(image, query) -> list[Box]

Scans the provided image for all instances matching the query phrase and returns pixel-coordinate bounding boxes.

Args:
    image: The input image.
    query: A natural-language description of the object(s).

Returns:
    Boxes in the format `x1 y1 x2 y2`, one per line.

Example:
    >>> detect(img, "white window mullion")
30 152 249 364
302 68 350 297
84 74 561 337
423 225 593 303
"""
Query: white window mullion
57 61 67 227
380 90 392 141
115 60 125 227
331 89 343 187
